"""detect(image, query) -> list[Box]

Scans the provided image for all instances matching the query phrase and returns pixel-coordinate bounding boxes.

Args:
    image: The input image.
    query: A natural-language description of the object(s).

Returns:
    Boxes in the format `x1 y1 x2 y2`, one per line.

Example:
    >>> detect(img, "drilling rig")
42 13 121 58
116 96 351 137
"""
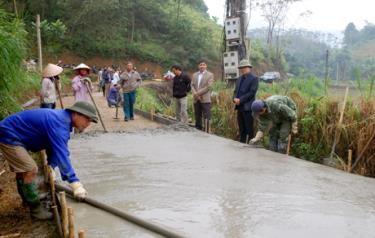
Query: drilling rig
223 0 248 83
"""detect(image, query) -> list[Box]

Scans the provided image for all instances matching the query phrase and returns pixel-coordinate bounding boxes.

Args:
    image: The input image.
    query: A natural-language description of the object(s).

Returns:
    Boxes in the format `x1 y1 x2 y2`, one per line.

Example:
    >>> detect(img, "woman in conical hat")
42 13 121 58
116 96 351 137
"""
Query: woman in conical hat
40 63 63 109
71 63 93 102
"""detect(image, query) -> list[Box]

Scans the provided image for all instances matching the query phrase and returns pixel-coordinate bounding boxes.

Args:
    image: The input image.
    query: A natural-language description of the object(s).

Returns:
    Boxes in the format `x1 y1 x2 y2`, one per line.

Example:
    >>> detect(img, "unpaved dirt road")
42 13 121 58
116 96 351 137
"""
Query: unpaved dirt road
58 90 161 132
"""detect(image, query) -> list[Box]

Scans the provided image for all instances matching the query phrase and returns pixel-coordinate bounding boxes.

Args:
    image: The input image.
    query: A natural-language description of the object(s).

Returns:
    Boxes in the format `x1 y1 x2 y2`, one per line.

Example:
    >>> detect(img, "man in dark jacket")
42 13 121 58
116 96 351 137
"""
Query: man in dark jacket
233 59 259 143
171 64 191 123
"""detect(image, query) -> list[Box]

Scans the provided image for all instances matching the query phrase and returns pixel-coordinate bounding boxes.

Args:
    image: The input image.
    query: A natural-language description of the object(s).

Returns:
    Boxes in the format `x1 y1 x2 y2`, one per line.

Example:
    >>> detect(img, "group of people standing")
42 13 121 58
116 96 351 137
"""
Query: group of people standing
167 60 215 131
98 62 141 121
166 59 298 154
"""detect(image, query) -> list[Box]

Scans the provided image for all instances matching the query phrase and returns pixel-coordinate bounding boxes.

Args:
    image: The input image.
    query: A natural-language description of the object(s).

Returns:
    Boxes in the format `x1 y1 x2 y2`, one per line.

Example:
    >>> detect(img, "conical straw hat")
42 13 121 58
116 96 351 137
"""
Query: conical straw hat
43 63 63 78
74 63 91 70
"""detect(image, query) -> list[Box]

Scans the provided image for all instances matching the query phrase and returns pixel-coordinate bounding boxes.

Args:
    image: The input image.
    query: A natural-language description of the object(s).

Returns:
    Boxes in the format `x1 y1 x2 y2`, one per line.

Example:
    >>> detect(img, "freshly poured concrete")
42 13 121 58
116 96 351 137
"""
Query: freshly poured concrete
67 128 375 237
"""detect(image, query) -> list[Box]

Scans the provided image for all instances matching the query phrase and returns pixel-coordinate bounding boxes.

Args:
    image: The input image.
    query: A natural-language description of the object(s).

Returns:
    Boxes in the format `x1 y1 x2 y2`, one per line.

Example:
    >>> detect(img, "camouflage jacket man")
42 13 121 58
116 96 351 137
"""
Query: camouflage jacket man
257 95 297 133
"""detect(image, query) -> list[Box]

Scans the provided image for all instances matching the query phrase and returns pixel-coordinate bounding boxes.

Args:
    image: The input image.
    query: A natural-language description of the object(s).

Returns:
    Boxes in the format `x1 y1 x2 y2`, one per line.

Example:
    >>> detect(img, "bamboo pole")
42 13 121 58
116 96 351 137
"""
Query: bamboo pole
286 134 292 156
0 233 21 238
59 191 69 238
68 207 75 238
55 183 186 238
36 15 43 72
78 230 85 238
49 167 56 206
52 205 64 238
350 130 375 172
55 80 64 109
330 87 349 160
40 151 48 183
347 149 353 172
84 82 108 132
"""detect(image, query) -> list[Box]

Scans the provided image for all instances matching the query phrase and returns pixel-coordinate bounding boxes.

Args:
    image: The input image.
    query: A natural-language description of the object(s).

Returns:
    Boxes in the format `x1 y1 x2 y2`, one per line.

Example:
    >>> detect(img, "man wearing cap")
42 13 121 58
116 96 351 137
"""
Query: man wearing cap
233 59 259 143
191 60 215 131
171 64 191 123
0 101 97 219
40 63 63 109
250 95 298 153
72 63 93 102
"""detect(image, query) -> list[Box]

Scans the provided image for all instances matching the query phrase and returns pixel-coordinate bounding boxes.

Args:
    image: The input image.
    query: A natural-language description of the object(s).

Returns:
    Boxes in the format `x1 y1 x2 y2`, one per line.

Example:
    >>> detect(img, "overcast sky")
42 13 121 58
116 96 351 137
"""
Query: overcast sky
204 0 375 33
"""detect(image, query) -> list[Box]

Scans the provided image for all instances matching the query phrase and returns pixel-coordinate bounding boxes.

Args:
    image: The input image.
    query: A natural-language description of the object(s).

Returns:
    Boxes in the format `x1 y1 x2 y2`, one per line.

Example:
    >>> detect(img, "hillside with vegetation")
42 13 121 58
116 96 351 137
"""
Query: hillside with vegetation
0 0 222 119
1 0 222 68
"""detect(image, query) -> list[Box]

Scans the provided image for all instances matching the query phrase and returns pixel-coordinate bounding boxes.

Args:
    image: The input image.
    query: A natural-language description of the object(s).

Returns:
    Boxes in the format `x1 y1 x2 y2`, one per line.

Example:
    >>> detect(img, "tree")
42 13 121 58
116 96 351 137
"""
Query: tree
343 22 359 47
259 0 301 47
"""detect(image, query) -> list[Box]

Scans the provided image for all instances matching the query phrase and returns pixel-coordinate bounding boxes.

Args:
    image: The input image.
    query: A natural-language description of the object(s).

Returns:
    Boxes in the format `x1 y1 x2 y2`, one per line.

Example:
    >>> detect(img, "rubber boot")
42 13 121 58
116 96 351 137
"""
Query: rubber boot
20 181 53 220
16 178 28 207
277 139 287 154
269 138 278 152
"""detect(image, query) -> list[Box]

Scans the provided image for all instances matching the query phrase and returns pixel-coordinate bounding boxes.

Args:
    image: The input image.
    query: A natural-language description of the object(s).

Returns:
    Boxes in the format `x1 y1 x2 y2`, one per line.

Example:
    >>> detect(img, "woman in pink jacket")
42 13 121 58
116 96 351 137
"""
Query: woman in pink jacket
71 63 93 102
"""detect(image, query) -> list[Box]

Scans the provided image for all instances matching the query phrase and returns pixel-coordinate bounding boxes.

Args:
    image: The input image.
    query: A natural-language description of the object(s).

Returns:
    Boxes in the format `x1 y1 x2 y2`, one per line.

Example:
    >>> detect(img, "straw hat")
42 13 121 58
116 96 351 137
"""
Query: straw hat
74 63 91 71
42 63 63 78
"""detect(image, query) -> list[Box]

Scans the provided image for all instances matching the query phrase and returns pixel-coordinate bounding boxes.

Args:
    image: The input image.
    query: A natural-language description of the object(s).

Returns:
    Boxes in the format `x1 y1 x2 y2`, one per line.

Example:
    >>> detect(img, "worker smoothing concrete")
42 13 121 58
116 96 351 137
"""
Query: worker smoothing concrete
0 101 98 219
250 95 298 153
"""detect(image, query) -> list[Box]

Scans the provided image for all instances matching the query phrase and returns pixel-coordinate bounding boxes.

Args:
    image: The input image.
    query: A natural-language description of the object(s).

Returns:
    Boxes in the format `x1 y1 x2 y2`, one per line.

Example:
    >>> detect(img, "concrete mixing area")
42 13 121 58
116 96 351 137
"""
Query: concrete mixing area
66 126 375 238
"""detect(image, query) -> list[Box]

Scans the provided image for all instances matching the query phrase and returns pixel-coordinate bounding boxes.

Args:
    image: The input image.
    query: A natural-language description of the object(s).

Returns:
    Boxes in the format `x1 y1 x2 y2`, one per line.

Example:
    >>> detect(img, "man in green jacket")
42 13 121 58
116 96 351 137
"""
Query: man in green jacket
249 95 298 153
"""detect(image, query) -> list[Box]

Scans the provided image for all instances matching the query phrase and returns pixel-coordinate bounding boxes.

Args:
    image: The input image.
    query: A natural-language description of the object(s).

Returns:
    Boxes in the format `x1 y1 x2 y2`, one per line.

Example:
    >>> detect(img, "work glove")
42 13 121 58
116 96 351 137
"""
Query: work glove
249 131 264 144
292 122 298 134
70 181 87 200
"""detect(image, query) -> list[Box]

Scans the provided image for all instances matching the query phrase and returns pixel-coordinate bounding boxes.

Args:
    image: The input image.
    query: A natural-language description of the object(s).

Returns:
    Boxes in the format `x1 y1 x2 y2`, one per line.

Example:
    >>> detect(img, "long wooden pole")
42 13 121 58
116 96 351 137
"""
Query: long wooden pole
286 134 292 156
55 183 186 238
55 81 64 109
84 82 108 132
52 205 64 238
36 15 43 72
330 87 349 159
350 130 375 173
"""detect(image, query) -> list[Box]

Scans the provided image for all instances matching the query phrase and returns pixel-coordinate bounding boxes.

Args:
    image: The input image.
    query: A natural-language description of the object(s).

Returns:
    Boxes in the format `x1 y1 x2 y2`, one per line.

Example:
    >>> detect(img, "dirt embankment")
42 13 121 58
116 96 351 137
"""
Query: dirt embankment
44 52 223 79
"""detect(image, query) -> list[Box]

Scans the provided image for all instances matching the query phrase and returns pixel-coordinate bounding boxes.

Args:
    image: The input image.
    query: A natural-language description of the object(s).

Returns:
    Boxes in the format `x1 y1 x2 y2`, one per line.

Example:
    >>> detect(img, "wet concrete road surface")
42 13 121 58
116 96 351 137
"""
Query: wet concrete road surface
67 128 375 237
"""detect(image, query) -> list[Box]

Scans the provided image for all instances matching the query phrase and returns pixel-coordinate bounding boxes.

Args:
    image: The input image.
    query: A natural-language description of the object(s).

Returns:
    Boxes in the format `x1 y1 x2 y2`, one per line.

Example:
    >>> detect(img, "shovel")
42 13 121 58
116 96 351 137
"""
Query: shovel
83 79 108 132
113 93 120 120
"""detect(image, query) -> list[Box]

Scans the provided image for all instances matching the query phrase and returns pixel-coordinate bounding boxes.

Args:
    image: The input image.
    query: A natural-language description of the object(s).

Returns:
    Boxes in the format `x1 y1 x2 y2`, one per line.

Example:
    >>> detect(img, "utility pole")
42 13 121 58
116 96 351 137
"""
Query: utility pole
324 49 329 94
223 0 248 83
336 62 339 85
36 14 43 72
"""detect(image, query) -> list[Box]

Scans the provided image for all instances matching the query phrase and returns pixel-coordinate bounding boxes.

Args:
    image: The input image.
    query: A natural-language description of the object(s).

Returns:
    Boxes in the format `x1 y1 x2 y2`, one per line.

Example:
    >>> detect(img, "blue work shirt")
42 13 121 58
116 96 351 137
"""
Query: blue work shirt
0 109 79 183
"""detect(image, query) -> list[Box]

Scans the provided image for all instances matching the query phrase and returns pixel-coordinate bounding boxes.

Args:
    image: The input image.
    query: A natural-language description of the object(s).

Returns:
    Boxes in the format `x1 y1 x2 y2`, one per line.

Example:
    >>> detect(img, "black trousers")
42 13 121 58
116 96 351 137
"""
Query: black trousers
237 110 254 143
194 102 211 130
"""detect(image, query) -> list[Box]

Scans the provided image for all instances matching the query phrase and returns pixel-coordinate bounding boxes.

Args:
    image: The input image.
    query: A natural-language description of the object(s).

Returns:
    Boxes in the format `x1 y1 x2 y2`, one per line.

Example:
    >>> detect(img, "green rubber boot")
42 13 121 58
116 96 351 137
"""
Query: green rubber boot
20 181 53 220
16 179 28 207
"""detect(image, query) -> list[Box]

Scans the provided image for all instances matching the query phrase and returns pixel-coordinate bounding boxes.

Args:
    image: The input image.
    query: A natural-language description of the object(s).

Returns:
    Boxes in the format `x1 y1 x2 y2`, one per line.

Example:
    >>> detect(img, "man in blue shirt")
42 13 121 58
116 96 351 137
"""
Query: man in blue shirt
233 60 259 143
0 101 98 219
